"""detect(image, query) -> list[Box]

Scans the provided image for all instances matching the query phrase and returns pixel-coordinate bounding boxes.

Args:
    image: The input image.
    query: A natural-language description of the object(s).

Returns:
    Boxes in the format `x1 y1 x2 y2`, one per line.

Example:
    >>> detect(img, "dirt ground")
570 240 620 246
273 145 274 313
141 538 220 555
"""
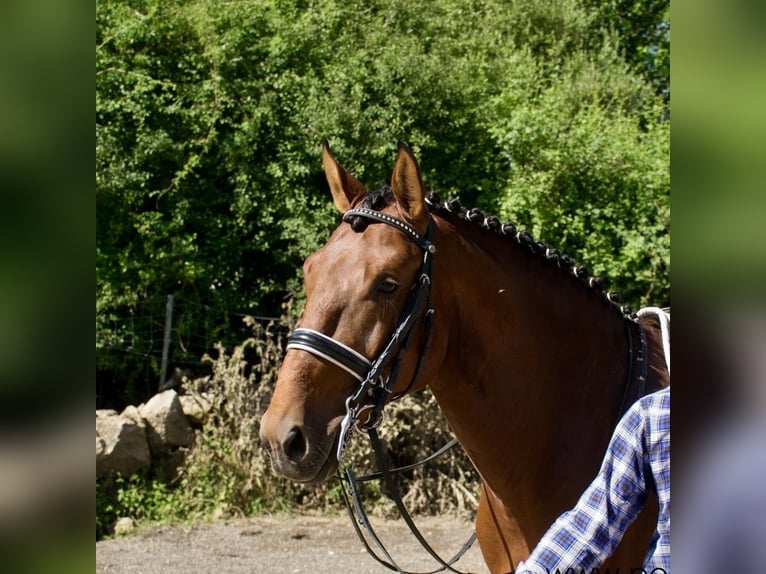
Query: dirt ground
96 514 489 574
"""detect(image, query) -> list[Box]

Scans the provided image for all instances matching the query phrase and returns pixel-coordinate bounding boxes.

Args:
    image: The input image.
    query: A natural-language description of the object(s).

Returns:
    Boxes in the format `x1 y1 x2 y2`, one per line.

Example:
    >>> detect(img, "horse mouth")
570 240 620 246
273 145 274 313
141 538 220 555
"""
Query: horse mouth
270 424 341 485
304 430 341 484
294 427 341 484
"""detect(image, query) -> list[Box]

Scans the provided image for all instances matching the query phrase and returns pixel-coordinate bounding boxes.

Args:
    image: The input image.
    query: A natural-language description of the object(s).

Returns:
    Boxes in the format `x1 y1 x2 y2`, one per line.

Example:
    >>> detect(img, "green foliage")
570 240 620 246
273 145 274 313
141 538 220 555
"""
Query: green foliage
582 0 670 101
486 50 669 305
97 473 178 538
97 0 669 393
176 321 305 518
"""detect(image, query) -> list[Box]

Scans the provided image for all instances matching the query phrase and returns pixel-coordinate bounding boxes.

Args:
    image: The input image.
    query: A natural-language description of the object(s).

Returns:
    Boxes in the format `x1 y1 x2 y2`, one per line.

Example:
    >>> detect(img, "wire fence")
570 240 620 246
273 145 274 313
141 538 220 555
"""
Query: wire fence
96 294 289 410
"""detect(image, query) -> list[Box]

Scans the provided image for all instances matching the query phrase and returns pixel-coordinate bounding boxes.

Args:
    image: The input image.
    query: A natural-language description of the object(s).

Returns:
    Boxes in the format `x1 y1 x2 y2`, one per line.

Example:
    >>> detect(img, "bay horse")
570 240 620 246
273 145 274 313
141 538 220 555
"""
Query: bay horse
259 142 670 573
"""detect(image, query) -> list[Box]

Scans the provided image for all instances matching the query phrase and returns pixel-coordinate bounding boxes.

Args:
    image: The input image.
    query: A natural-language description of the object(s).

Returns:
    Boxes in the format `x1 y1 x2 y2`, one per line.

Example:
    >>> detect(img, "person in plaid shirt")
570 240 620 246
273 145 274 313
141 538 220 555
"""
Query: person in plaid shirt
515 386 670 574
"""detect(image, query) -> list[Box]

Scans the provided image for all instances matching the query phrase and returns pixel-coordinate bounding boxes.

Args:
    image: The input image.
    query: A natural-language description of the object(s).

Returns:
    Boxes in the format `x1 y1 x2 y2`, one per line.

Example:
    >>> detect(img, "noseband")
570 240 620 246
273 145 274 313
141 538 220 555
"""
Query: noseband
286 207 437 462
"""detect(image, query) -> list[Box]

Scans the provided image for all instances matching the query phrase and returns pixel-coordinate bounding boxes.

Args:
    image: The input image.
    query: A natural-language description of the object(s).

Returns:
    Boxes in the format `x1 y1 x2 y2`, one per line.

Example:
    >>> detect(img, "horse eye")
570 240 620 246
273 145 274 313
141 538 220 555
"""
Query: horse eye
378 278 399 294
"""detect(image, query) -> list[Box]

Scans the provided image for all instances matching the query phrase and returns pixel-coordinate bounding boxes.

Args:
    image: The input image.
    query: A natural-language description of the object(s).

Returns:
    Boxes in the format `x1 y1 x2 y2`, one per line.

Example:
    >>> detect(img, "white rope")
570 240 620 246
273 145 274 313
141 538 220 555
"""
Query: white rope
636 307 671 376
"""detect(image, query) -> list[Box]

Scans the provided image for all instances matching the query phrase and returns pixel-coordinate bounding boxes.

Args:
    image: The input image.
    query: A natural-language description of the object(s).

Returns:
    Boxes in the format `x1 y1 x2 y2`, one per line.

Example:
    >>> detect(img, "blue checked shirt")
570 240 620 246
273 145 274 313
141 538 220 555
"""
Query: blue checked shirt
515 386 670 574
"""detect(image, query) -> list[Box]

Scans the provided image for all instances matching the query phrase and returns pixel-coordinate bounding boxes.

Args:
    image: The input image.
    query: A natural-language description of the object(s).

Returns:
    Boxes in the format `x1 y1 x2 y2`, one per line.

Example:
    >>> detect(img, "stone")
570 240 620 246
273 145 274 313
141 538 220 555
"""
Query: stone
113 516 136 536
178 393 212 426
120 405 145 428
96 412 151 478
139 390 194 454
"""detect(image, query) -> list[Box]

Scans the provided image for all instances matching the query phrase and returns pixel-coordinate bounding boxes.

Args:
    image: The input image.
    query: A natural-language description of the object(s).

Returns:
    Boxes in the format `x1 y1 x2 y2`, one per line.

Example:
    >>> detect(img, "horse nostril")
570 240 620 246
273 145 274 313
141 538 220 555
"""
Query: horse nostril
283 426 308 463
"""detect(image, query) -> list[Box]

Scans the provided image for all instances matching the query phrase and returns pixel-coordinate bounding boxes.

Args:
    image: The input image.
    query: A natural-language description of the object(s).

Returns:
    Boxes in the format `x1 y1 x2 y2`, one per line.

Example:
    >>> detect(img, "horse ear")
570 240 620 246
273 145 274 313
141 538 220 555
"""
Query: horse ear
391 141 428 227
322 141 365 213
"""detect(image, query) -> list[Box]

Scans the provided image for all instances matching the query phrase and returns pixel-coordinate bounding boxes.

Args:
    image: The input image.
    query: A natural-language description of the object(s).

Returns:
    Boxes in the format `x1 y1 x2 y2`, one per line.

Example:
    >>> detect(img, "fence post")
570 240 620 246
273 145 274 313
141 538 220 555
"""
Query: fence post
159 294 174 391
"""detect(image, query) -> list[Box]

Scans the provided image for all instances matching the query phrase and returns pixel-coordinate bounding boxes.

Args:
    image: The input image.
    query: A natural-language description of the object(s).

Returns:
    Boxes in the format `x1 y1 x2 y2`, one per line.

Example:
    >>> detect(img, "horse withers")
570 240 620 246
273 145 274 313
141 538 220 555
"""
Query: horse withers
259 142 669 573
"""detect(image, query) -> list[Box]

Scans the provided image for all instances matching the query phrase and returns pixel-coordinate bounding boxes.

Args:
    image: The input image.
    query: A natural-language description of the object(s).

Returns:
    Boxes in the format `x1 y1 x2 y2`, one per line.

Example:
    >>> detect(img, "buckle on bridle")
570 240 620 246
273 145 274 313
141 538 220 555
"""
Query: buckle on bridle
337 382 387 463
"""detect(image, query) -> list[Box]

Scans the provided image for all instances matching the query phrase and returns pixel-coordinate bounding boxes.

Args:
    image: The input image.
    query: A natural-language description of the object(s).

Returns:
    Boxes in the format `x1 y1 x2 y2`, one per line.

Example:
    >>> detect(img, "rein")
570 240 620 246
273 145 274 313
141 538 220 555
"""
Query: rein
341 428 477 574
285 207 476 574
618 317 648 418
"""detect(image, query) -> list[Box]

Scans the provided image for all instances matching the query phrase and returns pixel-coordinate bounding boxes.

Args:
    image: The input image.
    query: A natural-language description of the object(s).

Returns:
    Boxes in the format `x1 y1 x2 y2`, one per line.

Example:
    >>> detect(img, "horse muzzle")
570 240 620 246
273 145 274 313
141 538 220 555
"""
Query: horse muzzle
259 412 341 484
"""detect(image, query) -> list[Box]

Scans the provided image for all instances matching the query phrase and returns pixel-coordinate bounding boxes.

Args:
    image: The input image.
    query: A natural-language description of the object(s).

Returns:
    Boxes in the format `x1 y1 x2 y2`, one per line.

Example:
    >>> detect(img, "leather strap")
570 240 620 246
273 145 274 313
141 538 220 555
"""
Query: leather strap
287 328 371 382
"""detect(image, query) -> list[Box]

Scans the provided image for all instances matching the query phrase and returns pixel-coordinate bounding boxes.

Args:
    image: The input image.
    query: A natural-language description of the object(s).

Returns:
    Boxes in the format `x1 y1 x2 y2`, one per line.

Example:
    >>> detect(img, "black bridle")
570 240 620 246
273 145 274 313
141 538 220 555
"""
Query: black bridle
285 207 477 574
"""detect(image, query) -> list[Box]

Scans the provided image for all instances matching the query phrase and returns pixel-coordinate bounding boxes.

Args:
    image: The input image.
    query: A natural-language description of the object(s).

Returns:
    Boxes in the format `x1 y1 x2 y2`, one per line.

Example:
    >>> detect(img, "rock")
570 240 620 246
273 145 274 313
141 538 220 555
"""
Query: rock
120 405 145 428
178 393 212 426
96 412 151 478
113 516 136 536
139 390 194 454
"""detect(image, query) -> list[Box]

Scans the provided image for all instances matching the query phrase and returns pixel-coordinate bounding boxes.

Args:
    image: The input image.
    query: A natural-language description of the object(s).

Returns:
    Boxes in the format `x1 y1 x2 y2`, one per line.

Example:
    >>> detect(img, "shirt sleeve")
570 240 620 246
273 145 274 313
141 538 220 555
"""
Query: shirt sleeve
515 403 649 573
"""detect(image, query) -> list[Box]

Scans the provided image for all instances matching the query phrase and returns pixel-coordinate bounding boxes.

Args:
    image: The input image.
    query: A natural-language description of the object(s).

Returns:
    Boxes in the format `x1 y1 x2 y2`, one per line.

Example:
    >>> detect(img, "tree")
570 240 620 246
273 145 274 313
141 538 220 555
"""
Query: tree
583 0 670 102
96 0 669 398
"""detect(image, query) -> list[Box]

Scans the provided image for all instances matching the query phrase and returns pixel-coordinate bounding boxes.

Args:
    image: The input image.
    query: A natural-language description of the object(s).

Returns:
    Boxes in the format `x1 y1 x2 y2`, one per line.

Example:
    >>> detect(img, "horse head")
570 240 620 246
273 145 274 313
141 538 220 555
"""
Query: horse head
259 142 442 483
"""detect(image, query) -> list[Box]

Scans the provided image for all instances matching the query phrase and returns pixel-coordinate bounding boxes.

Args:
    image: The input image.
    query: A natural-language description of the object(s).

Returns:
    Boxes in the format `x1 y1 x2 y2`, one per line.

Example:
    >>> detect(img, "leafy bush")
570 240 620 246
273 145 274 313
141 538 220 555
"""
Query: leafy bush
97 0 669 392
97 473 178 538
486 59 670 305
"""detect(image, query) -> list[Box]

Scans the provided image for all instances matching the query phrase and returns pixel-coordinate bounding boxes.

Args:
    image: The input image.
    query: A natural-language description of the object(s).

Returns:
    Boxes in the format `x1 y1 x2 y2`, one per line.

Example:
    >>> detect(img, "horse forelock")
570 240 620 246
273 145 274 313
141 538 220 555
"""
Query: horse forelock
347 186 394 232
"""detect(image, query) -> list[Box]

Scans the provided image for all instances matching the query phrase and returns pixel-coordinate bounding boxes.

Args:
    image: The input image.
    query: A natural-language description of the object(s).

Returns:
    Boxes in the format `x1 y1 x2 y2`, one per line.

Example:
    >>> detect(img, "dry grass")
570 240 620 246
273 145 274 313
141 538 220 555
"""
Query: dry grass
182 316 480 520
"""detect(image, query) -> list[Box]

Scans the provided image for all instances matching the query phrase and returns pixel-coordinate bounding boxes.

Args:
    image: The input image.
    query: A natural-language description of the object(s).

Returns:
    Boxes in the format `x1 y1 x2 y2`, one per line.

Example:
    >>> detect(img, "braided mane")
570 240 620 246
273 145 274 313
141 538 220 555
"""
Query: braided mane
346 186 633 318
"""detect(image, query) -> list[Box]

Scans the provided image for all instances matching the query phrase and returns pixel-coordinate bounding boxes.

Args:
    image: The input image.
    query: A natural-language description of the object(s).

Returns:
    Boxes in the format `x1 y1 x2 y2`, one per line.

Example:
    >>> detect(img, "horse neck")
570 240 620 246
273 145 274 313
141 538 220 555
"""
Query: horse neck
426 214 629 536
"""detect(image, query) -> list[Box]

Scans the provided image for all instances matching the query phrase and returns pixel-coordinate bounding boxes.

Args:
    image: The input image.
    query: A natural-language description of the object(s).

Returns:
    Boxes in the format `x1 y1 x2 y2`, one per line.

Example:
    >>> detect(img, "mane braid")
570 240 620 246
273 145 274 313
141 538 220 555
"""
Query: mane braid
424 191 634 319
344 187 632 318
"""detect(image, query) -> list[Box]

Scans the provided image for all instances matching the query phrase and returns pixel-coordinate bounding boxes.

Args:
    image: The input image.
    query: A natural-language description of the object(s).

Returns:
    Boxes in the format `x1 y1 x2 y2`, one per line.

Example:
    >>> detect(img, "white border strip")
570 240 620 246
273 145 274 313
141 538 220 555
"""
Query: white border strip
636 307 671 375
286 328 372 383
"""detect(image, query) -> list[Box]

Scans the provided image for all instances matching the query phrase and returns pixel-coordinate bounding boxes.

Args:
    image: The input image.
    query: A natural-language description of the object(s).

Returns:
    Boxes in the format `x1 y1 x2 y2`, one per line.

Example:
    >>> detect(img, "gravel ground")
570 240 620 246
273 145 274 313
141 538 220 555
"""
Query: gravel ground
96 514 488 574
